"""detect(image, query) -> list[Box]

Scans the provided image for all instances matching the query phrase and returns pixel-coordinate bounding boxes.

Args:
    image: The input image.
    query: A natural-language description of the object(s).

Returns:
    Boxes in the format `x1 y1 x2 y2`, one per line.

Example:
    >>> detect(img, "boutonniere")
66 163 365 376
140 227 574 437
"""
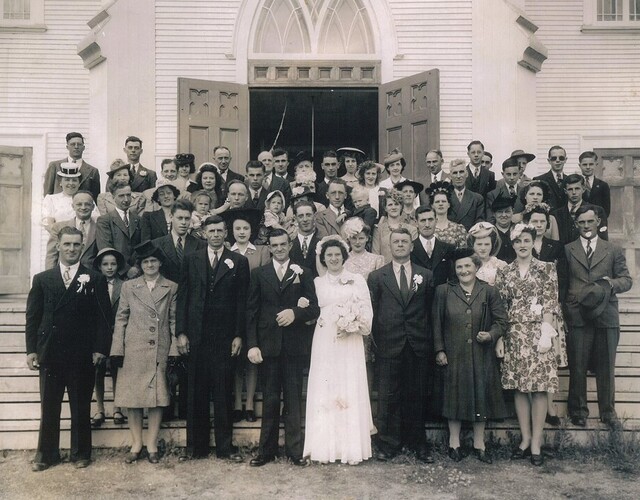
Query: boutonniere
530 297 543 315
290 264 303 276
224 258 234 269
139 169 147 177
412 274 423 292
77 274 91 294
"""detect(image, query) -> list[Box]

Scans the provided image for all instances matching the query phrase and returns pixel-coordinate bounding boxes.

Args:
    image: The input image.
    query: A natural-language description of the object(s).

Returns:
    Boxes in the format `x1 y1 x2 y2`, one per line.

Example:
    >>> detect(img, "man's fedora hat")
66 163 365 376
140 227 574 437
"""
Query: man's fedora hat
505 149 536 167
57 162 81 178
576 278 612 320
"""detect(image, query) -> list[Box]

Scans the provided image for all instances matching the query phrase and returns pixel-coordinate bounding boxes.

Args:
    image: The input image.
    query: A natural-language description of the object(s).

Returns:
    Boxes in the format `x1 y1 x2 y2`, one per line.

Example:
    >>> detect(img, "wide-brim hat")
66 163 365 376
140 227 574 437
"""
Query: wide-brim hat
337 147 366 163
394 179 424 195
219 207 262 243
577 278 612 320
175 153 196 173
106 162 132 178
93 247 125 271
57 162 81 178
151 181 181 203
506 149 536 165
291 185 320 203
289 151 314 174
134 240 165 263
491 193 517 211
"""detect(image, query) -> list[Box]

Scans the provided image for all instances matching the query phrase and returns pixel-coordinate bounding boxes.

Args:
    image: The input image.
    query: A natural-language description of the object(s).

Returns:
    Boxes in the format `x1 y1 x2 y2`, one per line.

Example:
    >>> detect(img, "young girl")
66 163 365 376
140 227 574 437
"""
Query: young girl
256 190 290 244
189 190 214 240
91 248 126 427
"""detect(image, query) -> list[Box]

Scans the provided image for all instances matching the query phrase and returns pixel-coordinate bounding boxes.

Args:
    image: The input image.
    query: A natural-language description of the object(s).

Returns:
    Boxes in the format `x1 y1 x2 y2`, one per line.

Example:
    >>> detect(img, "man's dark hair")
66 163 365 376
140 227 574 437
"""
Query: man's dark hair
108 180 131 195
213 146 230 155
467 140 485 152
124 136 143 147
574 203 600 221
563 173 585 188
293 200 317 214
59 225 83 241
272 147 288 159
66 132 84 143
425 149 443 159
268 228 289 243
171 199 195 215
322 150 338 160
390 227 412 238
578 151 598 163
327 178 348 190
161 158 176 170
547 145 566 158
203 214 225 229
415 205 436 217
227 179 248 193
246 160 265 173
483 151 493 160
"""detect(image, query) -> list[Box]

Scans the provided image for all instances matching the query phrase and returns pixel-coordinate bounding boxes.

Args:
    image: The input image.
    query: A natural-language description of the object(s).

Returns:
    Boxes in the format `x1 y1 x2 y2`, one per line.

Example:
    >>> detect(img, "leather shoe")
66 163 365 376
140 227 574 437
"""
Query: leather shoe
74 459 91 469
147 452 160 464
571 416 587 427
473 448 492 464
545 414 561 426
448 447 463 462
31 462 50 472
219 452 243 463
250 455 275 467
374 449 395 462
290 457 310 467
232 409 244 423
531 453 544 466
124 450 144 464
510 446 532 460
416 447 434 464
245 410 257 422
603 417 622 431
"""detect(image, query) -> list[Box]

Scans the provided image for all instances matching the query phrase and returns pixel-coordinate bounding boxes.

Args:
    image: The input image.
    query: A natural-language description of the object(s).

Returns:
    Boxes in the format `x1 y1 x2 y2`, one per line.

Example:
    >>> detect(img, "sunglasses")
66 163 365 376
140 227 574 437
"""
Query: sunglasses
549 156 566 161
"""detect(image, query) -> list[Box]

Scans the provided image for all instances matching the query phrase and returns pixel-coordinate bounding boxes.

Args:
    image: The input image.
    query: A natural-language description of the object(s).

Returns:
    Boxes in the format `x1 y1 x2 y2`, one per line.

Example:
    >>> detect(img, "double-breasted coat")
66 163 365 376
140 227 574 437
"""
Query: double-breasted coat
111 275 178 408
432 281 508 421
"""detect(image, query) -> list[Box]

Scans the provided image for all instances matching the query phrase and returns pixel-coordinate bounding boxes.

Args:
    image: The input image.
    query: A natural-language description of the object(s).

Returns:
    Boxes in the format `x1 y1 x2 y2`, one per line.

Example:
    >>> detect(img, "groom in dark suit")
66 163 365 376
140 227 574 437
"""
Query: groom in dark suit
25 227 110 471
246 228 319 466
368 227 435 463
176 215 249 462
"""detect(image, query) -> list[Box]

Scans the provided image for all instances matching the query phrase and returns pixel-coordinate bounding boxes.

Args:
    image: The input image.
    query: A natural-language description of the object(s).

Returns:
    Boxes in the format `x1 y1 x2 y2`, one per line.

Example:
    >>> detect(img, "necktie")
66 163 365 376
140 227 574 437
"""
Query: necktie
556 174 562 184
63 267 71 288
474 167 480 178
301 237 309 259
456 190 463 202
79 220 87 241
585 176 592 189
123 210 129 228
176 236 184 262
425 238 433 258
586 239 593 264
570 203 578 218
253 190 260 206
277 264 285 281
400 264 409 302
211 251 219 270
508 185 516 197
107 279 114 302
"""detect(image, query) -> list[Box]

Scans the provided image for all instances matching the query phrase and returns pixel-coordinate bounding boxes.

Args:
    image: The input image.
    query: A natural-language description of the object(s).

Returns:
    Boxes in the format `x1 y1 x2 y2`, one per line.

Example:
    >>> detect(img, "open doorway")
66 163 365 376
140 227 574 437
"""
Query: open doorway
250 87 378 167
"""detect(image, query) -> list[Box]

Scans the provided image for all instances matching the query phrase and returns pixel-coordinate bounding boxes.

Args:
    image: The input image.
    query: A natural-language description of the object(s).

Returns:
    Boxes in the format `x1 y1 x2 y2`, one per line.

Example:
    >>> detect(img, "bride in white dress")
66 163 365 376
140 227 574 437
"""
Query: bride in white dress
303 236 375 465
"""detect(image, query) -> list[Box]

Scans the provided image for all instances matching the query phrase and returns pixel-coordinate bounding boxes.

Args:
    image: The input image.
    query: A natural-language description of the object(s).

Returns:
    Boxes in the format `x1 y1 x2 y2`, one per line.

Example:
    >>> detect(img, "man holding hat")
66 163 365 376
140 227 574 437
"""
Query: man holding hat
43 132 101 201
564 204 632 429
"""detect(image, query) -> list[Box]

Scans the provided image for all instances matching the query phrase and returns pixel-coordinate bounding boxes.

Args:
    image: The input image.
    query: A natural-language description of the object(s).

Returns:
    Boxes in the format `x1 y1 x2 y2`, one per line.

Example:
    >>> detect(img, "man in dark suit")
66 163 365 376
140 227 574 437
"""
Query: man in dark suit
564 205 632 429
43 132 101 201
316 151 340 206
246 229 320 467
123 136 157 193
411 206 454 287
449 159 485 230
244 160 290 211
418 150 451 205
368 227 434 463
265 148 293 207
579 151 611 217
153 199 206 284
26 227 110 471
96 183 143 277
45 191 98 269
485 160 525 223
554 174 608 245
533 145 568 210
289 201 321 276
176 215 249 462
315 178 350 238
271 147 296 183
465 140 496 198
213 146 245 200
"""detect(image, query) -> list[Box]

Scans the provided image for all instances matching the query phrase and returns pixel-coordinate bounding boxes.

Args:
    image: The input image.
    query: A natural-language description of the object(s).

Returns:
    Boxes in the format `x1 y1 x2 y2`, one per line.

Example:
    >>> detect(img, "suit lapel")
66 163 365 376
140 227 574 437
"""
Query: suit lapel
280 265 300 292
130 278 159 311
263 262 283 294
54 265 88 310
381 265 404 306
112 211 128 236
129 213 140 238
324 209 341 233
569 240 589 270
111 278 123 307
590 239 608 268
213 248 233 288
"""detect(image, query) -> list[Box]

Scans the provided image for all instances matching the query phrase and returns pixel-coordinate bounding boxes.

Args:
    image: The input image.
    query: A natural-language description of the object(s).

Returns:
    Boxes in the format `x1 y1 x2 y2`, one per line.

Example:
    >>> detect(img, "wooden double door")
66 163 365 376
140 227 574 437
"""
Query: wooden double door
178 70 440 186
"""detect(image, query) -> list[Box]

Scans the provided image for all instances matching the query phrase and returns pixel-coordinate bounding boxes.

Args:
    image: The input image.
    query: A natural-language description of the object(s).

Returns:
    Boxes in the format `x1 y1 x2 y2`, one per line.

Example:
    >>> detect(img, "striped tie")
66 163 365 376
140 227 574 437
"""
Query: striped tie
586 239 593 264
176 236 184 262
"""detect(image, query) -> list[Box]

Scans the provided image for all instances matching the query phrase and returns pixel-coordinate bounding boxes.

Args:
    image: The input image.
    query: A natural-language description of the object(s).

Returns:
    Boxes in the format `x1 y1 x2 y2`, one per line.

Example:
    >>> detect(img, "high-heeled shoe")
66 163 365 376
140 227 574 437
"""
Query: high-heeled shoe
147 452 160 464
531 453 544 466
448 447 463 462
124 449 144 464
510 446 532 460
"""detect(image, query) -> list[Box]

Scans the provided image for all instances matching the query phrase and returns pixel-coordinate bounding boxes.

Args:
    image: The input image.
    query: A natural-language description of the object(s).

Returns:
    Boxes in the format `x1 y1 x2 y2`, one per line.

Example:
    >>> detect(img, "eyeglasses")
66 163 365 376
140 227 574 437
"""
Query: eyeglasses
549 156 566 161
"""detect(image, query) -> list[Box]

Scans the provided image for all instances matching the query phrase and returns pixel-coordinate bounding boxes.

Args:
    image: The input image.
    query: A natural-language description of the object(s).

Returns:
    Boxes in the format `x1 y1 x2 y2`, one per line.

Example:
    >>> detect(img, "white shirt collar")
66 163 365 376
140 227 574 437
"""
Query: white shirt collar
329 204 344 217
273 259 290 273
298 232 315 244
171 230 185 246
68 156 83 166
114 206 128 221
419 234 435 247
59 261 80 279
207 246 223 262
580 235 598 252
392 260 411 276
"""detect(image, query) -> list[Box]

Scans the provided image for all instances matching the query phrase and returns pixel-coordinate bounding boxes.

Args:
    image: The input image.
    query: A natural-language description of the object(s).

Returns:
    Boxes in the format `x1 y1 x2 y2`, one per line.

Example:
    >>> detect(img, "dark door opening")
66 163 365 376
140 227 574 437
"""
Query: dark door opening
250 87 378 168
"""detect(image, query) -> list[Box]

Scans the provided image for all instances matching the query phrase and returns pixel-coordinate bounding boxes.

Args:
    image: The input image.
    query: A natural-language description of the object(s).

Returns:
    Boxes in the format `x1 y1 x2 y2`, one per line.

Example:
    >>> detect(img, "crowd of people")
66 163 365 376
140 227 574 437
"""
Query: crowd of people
25 133 632 472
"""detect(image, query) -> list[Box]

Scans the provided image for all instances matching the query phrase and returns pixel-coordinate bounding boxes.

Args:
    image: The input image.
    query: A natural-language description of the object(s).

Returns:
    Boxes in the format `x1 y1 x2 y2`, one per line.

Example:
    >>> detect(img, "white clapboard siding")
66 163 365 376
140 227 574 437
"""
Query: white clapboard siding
155 1 240 158
525 0 640 175
388 0 473 163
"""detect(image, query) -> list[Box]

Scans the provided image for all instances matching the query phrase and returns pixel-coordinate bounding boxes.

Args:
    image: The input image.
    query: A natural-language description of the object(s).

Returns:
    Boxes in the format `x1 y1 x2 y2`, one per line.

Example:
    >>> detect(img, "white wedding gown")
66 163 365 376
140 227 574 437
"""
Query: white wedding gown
303 270 375 464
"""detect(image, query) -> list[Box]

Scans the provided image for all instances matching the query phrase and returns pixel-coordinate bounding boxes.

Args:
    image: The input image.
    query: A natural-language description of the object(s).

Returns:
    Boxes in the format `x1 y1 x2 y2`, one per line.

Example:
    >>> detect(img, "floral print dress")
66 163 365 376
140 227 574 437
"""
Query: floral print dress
494 258 560 393
434 221 467 248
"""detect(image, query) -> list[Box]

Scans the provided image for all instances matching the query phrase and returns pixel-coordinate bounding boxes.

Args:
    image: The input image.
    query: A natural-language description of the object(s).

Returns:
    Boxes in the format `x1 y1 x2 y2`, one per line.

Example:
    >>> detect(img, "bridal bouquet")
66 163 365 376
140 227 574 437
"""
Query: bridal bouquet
335 296 370 339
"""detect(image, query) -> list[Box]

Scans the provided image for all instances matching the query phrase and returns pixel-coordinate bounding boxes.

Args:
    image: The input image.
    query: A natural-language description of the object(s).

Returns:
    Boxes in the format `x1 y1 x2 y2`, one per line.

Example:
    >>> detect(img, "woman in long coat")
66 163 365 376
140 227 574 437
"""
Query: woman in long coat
433 248 508 464
110 241 178 464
